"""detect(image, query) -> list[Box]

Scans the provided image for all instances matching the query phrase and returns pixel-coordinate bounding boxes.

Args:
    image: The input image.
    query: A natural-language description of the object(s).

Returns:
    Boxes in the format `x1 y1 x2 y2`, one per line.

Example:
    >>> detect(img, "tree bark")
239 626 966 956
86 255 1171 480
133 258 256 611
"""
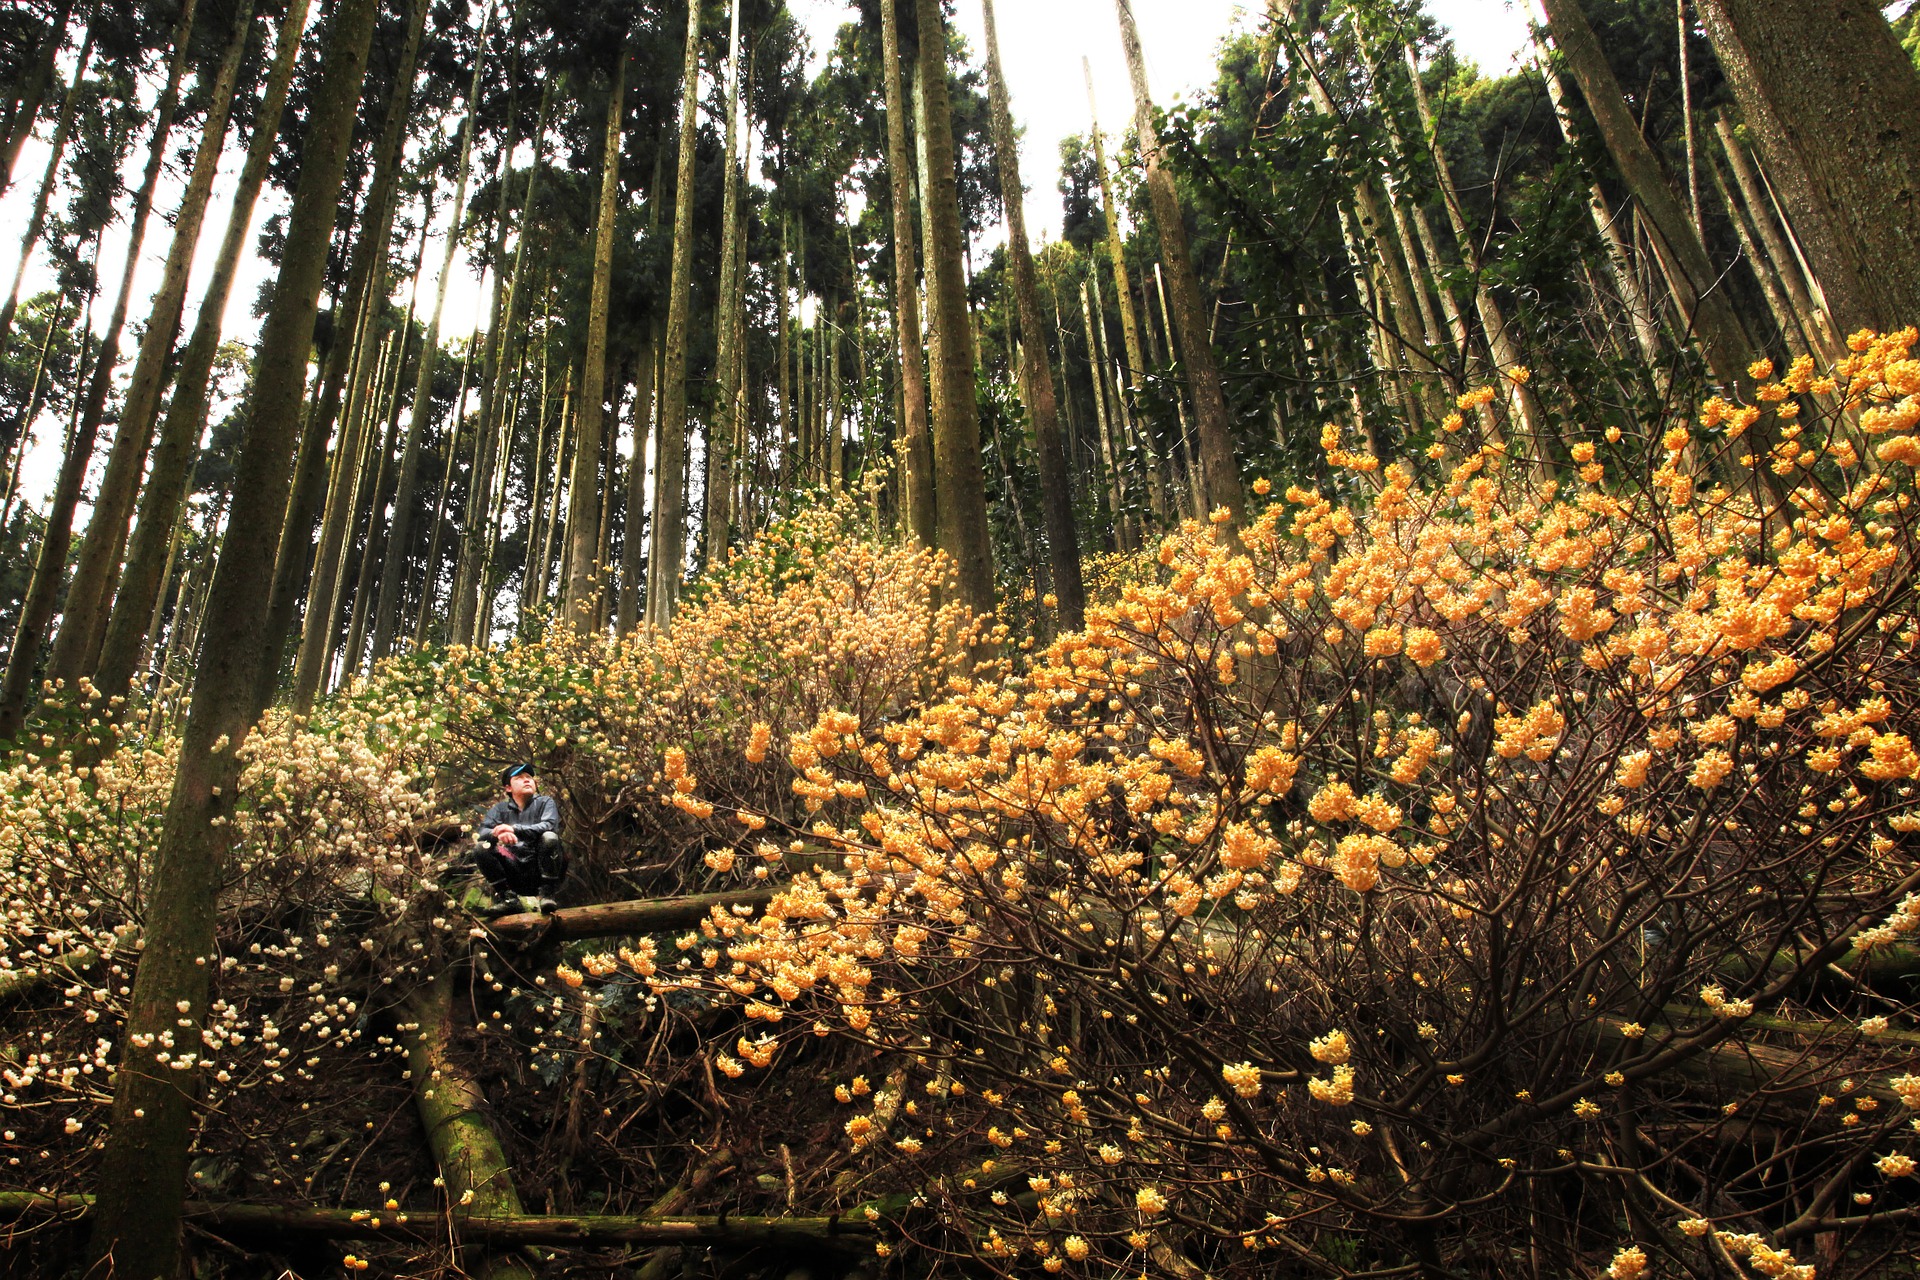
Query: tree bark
0 26 90 370
0 2 195 742
701 0 745 567
981 0 1084 627
562 49 627 630
371 18 492 663
1694 0 1920 336
1112 0 1245 526
50 0 257 688
646 0 701 632
617 328 657 635
84 0 379 1272
402 968 535 1280
1536 0 1755 390
879 0 935 551
1712 112 1841 362
914 0 995 618
279 0 433 714
6 1195 877 1251
0 0 74 198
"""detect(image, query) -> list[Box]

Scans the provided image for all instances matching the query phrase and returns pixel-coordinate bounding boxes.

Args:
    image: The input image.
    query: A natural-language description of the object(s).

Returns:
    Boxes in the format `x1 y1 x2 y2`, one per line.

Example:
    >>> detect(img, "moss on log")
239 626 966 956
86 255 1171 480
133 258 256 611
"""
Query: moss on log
400 967 534 1280
486 888 779 941
0 1194 876 1249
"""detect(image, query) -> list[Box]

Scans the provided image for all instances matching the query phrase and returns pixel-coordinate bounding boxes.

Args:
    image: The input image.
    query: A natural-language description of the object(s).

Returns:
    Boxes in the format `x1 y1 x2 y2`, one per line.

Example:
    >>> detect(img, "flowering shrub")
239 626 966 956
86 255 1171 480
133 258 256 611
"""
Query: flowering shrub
353 503 978 891
644 333 1920 1278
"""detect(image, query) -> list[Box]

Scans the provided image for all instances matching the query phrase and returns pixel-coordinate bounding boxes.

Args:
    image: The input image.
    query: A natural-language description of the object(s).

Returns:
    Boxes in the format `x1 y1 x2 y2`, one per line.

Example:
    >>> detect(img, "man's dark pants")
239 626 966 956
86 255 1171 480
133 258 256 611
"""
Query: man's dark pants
474 831 566 899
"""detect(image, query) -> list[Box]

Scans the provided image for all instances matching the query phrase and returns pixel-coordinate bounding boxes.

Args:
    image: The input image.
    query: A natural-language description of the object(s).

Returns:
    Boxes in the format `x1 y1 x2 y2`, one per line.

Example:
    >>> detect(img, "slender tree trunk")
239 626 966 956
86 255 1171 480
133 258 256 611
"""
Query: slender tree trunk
1401 42 1554 459
1537 0 1755 390
371 19 492 662
1536 45 1666 368
533 370 572 620
915 0 995 617
1084 64 1171 523
1706 145 1804 360
1082 281 1123 540
646 0 700 631
417 343 477 645
51 0 257 687
277 0 432 713
1712 112 1840 361
563 46 626 630
701 0 744 566
85 0 378 1272
776 222 793 489
878 0 935 551
0 2 196 741
981 0 1083 626
0 27 90 368
0 0 74 197
1113 0 1244 526
617 329 657 635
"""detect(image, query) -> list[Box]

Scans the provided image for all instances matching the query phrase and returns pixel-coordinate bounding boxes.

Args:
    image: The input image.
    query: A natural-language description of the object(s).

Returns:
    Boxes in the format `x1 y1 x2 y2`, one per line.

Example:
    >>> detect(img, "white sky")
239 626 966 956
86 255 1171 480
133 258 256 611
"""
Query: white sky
0 0 1531 509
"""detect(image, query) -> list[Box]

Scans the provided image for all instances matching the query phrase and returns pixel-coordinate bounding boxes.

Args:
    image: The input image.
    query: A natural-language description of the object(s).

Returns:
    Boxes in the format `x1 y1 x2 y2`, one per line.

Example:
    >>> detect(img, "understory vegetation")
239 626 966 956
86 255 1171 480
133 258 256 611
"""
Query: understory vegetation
6 332 1920 1277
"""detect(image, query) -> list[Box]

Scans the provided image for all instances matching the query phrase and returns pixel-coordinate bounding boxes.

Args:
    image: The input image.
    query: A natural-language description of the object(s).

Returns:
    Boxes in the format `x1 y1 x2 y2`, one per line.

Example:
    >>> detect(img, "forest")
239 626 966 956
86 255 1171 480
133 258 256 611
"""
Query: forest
2 0 1920 1275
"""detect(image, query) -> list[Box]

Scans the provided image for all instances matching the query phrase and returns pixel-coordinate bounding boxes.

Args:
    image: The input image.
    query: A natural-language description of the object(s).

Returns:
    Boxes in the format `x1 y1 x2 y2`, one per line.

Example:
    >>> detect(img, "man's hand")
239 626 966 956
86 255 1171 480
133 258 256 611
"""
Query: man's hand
492 824 517 844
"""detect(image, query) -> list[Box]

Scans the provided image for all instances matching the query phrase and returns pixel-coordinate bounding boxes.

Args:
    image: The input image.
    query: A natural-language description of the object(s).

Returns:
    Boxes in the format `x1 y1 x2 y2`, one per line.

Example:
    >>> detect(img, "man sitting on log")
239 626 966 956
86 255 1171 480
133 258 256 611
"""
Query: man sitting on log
471 762 566 917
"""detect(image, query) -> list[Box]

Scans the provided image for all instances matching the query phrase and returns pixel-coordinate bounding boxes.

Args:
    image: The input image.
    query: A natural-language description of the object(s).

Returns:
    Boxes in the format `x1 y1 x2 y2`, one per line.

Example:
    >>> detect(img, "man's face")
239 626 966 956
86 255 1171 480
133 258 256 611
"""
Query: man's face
507 773 537 806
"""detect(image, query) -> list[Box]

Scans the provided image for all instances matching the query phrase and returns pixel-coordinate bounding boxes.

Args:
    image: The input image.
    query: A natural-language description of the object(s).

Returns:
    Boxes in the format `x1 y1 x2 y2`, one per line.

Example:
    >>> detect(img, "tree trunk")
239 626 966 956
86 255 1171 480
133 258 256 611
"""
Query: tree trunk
1536 45 1667 370
0 27 90 369
617 327 657 635
1112 0 1245 526
562 48 626 630
84 0 379 1271
776 221 793 490
278 0 433 714
1711 112 1841 361
981 0 1084 627
93 1 313 695
1694 0 1920 335
371 17 493 663
702 0 744 567
879 0 935 551
0 1 196 743
402 967 535 1279
915 0 996 618
1537 0 1755 390
0 0 74 197
50 0 257 688
417 344 478 644
646 0 700 632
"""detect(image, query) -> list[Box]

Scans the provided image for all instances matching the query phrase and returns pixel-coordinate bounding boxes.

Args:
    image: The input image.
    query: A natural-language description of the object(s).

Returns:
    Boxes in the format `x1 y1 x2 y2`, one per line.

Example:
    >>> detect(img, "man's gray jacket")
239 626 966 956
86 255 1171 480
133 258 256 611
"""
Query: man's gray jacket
479 794 562 844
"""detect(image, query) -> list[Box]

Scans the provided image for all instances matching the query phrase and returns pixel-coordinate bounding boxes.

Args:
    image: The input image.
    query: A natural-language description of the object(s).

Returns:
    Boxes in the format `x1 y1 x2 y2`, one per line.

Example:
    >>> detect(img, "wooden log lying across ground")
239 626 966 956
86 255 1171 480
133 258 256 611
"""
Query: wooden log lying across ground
0 1194 877 1248
486 887 781 941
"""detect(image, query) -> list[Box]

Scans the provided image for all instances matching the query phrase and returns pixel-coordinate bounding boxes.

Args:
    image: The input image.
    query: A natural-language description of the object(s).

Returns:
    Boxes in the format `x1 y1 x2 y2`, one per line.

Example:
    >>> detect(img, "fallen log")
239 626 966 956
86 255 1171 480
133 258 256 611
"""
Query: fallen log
486 888 780 942
401 967 534 1280
0 1194 875 1249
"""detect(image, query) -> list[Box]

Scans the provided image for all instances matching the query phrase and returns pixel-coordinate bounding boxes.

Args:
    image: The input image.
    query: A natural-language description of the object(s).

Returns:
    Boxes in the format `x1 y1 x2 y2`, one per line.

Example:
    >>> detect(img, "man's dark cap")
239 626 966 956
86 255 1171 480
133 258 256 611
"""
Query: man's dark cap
501 762 535 786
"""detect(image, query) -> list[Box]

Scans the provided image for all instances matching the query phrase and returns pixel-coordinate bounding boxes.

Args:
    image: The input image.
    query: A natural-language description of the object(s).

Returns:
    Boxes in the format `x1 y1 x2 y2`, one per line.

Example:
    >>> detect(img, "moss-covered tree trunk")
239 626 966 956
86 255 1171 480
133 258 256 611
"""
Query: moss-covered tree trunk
84 1 379 1272
915 0 996 618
